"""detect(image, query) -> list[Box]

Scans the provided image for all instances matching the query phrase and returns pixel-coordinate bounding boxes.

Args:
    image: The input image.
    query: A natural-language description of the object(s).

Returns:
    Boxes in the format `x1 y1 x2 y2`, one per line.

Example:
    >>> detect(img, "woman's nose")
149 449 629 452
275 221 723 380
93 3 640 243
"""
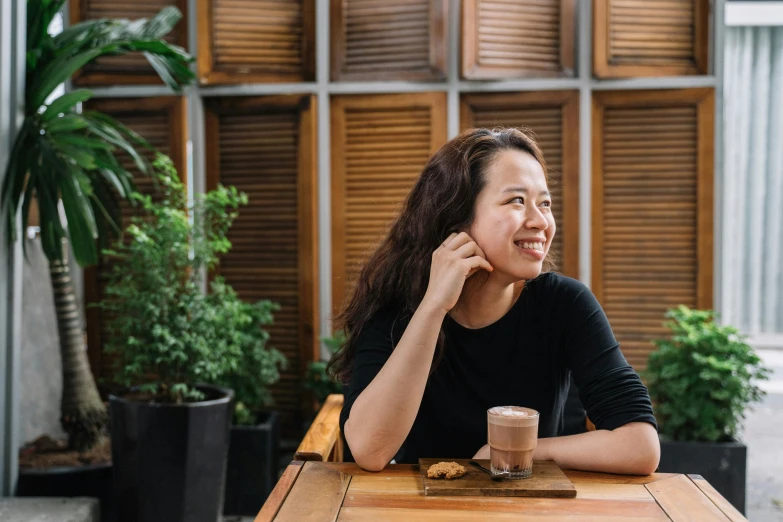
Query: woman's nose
525 206 548 230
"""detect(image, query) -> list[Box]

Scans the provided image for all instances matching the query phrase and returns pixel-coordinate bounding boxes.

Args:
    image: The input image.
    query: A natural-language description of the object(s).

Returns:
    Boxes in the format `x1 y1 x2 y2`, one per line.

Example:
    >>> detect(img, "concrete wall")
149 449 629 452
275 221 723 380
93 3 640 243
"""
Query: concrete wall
18 238 85 444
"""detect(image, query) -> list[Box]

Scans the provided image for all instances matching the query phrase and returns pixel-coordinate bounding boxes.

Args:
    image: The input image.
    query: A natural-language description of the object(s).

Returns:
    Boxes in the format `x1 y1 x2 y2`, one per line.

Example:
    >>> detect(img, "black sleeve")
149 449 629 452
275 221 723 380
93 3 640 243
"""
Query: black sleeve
553 276 658 432
338 312 398 437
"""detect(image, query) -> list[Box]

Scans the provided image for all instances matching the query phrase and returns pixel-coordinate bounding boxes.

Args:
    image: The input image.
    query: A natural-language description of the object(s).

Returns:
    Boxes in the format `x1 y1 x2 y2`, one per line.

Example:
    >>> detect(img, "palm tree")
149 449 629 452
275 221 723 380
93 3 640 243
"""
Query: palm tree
1 0 195 452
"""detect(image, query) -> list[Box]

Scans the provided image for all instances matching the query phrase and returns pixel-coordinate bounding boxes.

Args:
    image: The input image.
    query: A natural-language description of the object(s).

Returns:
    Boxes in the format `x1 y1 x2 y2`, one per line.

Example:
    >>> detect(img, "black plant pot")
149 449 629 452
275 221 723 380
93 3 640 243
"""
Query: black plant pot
223 411 280 516
658 439 747 515
109 385 233 522
16 462 113 521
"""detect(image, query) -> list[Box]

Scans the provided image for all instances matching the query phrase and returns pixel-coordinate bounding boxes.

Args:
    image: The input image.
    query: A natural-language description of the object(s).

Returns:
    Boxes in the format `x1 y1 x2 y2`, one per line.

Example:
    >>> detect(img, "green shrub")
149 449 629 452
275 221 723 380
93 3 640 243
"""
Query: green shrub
645 305 770 442
304 331 345 406
98 155 286 412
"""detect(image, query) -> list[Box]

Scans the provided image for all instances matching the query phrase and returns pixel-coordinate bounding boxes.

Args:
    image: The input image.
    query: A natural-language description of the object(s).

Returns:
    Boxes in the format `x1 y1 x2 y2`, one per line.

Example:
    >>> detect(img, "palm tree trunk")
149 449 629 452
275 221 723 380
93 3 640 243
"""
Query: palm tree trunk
50 254 107 452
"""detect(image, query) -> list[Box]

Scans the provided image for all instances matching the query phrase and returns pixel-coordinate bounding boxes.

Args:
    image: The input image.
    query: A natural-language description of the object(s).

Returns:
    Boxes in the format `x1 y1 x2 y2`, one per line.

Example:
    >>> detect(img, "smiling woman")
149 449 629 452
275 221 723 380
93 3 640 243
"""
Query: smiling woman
328 128 660 475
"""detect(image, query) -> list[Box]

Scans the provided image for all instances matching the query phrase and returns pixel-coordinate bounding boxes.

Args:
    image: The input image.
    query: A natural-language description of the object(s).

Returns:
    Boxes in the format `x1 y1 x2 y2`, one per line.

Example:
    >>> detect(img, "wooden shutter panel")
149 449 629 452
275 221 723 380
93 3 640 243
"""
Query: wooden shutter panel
197 0 315 84
462 0 576 79
593 0 709 78
205 95 318 437
330 0 447 81
83 96 188 383
331 93 447 313
592 89 714 370
70 0 188 85
460 91 579 279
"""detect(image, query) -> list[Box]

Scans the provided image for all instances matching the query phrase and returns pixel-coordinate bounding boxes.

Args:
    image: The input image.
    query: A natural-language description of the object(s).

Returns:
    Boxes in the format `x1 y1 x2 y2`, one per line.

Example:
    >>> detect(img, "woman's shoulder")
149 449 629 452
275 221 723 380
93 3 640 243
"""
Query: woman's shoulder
526 272 600 314
361 303 410 341
528 272 591 297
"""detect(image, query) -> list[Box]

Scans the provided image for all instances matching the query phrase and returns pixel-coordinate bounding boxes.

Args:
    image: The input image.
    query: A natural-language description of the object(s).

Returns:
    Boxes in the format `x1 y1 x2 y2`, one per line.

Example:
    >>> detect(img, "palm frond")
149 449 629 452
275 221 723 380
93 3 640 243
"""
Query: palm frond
1 4 194 265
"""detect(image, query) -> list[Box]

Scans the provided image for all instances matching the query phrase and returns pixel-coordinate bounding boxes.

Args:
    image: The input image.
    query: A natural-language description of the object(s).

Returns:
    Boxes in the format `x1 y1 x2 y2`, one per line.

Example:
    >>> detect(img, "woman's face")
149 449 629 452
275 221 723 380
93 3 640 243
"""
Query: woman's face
468 149 555 282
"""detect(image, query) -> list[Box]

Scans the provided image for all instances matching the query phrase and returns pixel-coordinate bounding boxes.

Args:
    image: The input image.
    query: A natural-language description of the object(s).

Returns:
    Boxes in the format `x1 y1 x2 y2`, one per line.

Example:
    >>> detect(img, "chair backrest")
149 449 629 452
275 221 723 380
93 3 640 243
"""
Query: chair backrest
294 394 344 462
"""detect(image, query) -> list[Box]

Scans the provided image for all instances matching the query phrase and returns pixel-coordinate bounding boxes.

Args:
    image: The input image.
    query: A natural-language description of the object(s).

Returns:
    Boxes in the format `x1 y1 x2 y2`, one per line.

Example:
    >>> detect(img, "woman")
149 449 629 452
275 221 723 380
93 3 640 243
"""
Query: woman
328 128 660 475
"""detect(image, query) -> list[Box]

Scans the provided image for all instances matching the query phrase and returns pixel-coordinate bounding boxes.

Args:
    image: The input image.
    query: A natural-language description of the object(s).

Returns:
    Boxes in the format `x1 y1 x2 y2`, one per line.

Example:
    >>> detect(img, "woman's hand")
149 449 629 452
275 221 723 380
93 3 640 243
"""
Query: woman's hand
422 232 493 314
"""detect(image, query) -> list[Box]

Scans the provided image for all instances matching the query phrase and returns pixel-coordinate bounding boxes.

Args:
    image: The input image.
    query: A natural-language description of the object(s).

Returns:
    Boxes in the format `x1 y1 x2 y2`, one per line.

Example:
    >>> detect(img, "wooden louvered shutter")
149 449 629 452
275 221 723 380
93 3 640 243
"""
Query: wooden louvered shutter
593 0 709 78
462 0 576 79
83 96 188 382
460 91 579 278
331 93 447 313
197 0 315 84
330 0 447 81
70 0 188 85
592 89 714 370
204 95 318 437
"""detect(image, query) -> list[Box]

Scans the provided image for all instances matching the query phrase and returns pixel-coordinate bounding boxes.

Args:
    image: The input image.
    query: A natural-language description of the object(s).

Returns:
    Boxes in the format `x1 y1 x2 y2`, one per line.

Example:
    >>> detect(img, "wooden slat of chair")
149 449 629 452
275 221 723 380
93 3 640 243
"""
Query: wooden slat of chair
295 394 345 462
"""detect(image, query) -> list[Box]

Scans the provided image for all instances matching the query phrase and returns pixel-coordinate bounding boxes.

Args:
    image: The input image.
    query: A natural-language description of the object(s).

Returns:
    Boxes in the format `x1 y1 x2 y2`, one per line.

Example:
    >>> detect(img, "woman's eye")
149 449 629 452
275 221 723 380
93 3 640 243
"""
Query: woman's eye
541 200 551 208
510 197 524 204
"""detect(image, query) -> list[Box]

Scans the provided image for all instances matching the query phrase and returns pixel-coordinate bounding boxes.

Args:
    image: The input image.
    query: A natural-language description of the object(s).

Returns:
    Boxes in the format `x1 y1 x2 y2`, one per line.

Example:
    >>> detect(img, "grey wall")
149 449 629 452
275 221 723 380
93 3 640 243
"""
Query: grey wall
19 239 70 444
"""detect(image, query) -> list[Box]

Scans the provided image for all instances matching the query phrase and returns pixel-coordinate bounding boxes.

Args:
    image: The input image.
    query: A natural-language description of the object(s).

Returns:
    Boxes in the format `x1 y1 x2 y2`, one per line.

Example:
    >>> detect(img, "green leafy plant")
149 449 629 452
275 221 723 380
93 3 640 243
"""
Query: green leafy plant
214 300 288 426
0 0 193 451
645 306 770 442
98 155 286 407
304 331 345 407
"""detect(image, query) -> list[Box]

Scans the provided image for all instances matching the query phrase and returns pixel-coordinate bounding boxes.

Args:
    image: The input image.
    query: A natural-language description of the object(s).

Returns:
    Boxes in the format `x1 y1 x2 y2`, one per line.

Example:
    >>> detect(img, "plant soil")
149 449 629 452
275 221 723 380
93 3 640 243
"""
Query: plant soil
18 435 111 469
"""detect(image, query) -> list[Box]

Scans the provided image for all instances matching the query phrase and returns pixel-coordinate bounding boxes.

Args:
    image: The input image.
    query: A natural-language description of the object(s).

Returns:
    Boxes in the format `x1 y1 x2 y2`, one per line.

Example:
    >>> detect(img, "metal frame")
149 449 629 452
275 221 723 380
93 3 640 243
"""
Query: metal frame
86 0 722 341
0 0 25 498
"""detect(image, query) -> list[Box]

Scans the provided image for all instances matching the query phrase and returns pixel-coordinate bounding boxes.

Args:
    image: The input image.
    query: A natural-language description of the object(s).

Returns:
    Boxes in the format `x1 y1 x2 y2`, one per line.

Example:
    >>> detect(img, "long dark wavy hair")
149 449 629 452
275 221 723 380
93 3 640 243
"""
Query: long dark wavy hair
328 128 552 384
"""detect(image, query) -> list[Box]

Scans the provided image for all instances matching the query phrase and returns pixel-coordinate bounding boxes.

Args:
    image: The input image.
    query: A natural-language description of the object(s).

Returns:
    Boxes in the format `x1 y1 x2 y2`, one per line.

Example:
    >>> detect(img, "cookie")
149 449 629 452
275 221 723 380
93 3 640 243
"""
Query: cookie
426 461 466 480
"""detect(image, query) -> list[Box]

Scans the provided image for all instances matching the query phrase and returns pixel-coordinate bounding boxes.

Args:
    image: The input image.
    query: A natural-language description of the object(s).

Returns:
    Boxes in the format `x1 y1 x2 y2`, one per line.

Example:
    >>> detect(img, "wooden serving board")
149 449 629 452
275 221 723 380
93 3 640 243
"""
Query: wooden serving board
419 458 577 498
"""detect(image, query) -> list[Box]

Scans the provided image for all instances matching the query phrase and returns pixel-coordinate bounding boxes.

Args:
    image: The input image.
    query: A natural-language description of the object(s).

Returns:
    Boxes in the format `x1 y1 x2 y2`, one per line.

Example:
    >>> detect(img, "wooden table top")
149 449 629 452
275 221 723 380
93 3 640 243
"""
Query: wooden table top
256 461 748 522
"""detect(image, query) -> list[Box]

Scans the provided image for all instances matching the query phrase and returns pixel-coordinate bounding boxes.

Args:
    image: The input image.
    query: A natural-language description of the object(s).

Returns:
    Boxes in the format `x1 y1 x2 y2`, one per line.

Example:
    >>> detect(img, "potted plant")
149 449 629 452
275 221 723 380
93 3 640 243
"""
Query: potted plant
2 0 193 513
645 305 770 515
97 155 277 522
215 302 287 516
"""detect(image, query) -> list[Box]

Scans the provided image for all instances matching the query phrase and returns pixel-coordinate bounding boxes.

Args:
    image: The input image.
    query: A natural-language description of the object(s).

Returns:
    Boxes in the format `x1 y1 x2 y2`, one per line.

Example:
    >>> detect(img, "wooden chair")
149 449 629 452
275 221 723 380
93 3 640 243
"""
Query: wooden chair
294 393 595 463
294 394 345 462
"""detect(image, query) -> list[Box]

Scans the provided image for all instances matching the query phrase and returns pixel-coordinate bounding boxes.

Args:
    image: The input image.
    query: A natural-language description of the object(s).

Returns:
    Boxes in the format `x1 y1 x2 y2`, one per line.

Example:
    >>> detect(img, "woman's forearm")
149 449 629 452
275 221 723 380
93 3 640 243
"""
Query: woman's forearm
344 301 446 471
473 422 660 476
537 422 660 475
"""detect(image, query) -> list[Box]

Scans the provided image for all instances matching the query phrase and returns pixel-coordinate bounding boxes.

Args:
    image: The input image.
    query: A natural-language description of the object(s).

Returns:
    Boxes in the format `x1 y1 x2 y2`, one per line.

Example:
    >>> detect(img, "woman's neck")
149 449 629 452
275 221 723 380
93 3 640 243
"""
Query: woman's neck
449 275 524 329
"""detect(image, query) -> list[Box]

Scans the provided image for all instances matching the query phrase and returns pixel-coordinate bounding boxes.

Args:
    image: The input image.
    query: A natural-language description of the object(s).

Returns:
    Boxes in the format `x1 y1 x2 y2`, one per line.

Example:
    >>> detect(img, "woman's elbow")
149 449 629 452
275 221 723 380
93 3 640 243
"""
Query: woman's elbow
630 429 661 475
344 420 393 472
639 438 661 475
354 453 389 472
615 422 660 475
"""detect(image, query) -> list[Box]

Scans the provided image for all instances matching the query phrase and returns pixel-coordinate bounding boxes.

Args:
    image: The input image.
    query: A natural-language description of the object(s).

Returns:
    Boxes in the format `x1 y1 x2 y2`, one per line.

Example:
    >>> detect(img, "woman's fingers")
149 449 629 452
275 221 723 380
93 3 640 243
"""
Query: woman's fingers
440 232 458 249
443 231 472 251
466 255 493 275
454 239 491 262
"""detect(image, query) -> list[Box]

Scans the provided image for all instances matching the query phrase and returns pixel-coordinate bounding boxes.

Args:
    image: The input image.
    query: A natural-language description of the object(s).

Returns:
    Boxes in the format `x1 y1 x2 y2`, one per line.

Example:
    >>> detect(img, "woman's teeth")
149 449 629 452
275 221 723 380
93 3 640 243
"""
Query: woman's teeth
516 241 544 251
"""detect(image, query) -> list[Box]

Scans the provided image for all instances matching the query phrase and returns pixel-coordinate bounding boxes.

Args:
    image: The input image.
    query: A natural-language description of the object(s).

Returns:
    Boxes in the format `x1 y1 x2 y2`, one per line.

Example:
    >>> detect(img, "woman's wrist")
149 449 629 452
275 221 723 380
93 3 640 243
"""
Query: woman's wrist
418 296 450 319
533 438 553 461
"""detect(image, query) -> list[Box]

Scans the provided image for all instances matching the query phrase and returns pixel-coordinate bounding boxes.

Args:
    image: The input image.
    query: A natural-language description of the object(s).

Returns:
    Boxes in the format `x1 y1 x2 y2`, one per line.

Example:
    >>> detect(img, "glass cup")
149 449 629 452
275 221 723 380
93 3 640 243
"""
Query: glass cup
487 406 539 479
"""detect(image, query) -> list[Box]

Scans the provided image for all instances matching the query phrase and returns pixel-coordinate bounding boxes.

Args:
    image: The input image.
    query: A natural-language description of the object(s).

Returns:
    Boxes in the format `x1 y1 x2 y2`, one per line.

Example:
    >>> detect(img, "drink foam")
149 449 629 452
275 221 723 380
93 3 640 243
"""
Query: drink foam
487 406 539 427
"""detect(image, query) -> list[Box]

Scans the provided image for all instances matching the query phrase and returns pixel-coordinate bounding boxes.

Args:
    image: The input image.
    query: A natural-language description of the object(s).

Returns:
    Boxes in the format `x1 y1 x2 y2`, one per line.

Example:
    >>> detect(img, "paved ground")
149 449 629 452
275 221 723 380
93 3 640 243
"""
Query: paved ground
0 498 98 522
746 349 783 522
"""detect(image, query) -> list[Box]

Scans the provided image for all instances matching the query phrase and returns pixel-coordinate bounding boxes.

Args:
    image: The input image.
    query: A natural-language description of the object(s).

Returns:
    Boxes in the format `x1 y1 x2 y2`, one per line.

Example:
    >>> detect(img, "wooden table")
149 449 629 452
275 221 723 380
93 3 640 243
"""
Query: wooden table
256 461 748 521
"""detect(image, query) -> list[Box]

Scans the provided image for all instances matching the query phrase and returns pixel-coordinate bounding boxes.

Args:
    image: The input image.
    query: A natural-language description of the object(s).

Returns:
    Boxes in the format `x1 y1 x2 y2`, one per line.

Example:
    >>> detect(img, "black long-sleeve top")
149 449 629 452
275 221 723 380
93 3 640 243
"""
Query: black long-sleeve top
339 272 657 464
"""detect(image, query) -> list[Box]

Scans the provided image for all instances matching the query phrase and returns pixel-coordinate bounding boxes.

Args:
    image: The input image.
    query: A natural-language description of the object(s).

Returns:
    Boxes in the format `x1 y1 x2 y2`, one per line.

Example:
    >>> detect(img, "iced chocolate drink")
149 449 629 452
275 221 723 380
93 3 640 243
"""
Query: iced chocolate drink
487 406 539 479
